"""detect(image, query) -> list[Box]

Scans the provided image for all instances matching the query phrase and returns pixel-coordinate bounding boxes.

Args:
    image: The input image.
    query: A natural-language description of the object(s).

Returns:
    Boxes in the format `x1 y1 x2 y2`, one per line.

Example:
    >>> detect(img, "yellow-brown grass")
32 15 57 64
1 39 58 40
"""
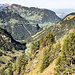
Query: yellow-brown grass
26 47 56 75
40 59 56 75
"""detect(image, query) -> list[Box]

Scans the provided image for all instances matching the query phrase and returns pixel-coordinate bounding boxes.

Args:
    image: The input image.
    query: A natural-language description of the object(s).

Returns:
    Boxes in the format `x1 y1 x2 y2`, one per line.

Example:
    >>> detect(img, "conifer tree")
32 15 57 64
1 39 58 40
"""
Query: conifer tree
44 32 55 46
1 68 5 75
8 64 13 75
39 36 45 48
16 54 28 74
40 32 55 72
31 41 40 54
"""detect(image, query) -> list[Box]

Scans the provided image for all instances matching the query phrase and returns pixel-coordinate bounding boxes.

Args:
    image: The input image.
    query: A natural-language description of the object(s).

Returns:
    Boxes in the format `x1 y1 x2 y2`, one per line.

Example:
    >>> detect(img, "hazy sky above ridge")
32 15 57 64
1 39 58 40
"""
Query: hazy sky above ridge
0 0 75 9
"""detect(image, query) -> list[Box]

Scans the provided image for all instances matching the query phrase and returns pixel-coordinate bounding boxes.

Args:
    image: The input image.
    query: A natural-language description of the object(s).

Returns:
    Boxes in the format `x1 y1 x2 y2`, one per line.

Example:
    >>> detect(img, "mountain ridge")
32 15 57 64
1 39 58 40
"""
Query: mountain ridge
2 4 61 27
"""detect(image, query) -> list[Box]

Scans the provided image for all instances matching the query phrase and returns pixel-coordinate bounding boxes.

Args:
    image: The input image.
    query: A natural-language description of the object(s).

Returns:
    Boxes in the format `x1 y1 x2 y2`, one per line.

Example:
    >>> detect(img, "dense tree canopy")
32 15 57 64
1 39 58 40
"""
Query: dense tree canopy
54 29 75 75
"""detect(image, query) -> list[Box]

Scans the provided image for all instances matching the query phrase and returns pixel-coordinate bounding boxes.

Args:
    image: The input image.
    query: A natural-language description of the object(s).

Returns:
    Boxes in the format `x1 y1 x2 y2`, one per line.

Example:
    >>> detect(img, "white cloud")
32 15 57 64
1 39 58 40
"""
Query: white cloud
0 0 75 9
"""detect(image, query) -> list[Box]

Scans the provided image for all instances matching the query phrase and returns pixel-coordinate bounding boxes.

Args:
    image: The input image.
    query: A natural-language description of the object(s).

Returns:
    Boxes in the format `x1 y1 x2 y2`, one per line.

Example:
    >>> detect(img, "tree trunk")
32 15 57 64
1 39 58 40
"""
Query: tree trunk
68 71 69 75
71 60 72 66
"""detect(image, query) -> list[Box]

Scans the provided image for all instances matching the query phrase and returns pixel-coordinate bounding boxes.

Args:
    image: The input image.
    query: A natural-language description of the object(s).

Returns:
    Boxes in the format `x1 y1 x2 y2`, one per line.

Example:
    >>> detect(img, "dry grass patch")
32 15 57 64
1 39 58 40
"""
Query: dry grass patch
40 59 56 75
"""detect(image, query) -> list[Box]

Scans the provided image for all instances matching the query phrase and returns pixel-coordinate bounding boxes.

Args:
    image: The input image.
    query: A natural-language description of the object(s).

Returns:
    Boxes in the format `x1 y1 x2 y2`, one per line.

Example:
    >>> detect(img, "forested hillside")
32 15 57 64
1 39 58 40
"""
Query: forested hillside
0 11 40 40
0 27 26 71
54 29 75 75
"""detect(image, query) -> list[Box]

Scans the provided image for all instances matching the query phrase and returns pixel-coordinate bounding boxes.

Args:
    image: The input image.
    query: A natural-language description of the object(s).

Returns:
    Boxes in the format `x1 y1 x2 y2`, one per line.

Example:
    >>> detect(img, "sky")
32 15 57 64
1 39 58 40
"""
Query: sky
0 0 75 9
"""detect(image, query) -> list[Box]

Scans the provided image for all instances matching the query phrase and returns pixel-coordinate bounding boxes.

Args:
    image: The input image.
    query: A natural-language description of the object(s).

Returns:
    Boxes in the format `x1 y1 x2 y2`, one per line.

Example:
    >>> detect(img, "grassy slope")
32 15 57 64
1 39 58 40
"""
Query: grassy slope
26 42 74 75
40 59 56 75
26 48 44 75
26 46 56 75
26 47 74 75
0 50 23 70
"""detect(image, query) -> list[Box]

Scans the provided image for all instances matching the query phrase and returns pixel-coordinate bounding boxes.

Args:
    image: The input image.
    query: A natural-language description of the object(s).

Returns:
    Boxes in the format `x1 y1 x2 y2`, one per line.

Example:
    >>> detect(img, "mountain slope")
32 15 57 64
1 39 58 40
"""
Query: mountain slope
0 27 26 70
8 28 75 75
26 12 75 42
0 27 26 50
25 48 56 75
2 4 61 27
0 11 40 40
1 13 75 75
40 60 55 75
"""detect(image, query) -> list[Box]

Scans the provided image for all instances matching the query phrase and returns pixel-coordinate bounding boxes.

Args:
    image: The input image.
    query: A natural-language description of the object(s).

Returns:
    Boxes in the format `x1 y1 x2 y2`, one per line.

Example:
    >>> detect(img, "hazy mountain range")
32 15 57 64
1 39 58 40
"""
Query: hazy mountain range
52 9 75 19
0 4 9 10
